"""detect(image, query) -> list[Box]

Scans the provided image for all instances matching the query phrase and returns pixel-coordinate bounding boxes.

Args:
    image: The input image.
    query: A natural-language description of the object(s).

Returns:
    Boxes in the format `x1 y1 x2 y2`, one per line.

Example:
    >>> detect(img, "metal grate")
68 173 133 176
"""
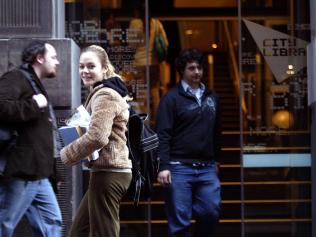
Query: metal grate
0 0 40 28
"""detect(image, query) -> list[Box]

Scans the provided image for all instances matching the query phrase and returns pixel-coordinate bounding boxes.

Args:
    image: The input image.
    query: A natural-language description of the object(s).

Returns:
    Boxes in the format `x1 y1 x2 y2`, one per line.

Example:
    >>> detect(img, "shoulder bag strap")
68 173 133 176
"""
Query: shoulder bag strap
19 67 62 157
19 68 41 95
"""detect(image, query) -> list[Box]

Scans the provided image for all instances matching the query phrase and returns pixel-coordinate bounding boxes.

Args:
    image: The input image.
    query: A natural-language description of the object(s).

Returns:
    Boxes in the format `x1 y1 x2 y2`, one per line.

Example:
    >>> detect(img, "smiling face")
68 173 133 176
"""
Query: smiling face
182 60 203 89
79 51 107 87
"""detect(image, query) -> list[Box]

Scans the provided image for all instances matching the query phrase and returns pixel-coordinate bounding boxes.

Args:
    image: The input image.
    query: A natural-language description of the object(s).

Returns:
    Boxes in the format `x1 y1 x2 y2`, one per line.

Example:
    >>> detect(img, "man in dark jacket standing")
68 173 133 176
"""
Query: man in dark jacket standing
156 48 221 237
0 40 62 237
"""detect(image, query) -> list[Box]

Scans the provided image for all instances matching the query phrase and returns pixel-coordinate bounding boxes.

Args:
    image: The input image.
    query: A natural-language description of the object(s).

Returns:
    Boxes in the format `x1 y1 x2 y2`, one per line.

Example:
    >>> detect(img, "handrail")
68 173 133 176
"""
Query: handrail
223 20 247 113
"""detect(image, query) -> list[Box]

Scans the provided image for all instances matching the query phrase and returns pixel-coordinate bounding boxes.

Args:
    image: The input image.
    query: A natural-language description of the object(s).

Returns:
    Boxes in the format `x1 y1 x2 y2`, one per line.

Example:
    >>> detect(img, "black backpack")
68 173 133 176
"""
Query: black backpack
127 110 159 205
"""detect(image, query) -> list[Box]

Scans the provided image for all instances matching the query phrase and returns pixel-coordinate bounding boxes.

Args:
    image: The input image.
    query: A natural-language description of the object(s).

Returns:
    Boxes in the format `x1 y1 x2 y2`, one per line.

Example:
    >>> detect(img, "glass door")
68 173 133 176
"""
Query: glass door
239 1 311 236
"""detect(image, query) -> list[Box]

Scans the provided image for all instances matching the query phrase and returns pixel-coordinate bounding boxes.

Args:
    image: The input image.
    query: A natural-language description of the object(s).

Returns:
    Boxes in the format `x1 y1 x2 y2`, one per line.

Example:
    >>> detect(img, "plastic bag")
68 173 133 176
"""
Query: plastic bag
66 105 91 127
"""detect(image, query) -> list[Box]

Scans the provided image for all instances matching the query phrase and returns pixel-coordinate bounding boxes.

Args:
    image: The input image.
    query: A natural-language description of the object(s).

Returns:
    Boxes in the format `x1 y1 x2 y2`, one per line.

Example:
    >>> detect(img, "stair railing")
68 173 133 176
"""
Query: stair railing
223 20 247 113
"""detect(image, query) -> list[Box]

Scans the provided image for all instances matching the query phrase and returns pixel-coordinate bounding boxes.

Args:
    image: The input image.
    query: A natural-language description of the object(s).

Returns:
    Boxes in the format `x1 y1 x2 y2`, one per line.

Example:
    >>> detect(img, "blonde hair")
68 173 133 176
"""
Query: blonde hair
81 45 133 101
81 45 121 79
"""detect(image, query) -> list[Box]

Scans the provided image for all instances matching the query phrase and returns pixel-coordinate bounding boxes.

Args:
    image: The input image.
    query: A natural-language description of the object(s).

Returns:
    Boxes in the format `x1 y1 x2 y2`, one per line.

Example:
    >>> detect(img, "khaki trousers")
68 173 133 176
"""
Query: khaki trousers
68 171 132 237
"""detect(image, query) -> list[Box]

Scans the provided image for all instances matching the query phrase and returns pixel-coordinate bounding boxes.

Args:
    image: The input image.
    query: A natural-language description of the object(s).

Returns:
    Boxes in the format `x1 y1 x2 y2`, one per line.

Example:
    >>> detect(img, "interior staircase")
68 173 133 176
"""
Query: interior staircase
212 51 242 236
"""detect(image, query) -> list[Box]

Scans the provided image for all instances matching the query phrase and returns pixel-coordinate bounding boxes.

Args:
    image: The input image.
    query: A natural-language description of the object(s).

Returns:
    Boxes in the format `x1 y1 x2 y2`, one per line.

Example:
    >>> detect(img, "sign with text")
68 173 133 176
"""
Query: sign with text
243 19 308 83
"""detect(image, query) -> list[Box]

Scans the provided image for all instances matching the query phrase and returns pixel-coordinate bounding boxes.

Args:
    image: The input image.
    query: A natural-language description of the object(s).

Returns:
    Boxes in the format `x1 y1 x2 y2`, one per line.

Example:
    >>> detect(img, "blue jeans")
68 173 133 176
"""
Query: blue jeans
0 178 62 237
164 163 221 237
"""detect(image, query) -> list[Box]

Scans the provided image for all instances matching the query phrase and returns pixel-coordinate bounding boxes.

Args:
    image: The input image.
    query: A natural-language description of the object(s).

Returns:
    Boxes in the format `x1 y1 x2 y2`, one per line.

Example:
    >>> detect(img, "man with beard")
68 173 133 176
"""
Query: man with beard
156 48 222 237
0 40 62 237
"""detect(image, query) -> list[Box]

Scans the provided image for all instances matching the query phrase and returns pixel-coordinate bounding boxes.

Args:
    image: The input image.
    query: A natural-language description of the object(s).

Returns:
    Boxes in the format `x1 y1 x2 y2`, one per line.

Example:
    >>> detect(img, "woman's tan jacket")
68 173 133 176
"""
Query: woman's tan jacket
60 85 132 169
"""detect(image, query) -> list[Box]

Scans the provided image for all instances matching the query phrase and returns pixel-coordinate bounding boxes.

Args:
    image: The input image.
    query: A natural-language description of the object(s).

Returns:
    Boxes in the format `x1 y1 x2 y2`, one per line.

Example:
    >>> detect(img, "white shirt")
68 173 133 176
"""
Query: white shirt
181 80 205 105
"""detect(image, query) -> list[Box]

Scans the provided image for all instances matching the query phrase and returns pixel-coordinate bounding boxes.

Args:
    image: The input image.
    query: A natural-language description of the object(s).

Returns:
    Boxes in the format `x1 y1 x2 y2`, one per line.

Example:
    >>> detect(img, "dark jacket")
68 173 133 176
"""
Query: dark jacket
156 83 221 171
0 65 55 180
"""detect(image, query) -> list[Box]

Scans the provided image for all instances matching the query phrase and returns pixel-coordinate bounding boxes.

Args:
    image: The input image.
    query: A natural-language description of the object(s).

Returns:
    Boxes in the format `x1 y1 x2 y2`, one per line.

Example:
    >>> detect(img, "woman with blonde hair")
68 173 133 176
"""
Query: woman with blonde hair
60 45 132 237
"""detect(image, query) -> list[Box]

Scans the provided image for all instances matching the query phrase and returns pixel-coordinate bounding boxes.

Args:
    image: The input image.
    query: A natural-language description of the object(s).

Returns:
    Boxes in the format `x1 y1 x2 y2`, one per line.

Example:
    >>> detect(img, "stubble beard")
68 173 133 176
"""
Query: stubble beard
46 71 57 79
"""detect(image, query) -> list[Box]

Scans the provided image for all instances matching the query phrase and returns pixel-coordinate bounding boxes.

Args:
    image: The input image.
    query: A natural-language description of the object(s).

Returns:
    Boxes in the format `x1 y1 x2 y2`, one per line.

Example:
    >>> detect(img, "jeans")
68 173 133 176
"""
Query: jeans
164 163 221 237
0 178 62 237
